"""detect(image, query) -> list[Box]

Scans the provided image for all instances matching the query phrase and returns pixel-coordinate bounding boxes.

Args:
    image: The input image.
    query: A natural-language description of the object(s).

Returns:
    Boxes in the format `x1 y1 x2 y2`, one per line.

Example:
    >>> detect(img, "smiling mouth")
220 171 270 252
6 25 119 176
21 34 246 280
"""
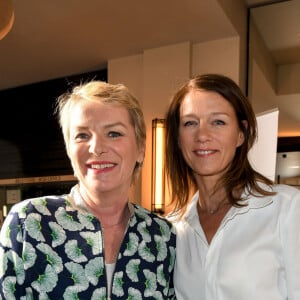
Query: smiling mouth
90 163 115 169
195 150 215 155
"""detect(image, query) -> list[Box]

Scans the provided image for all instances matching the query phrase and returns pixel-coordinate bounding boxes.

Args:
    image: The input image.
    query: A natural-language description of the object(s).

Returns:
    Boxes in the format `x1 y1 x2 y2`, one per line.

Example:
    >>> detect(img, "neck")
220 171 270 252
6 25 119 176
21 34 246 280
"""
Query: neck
197 182 229 215
100 205 130 228
78 186 130 225
198 199 230 215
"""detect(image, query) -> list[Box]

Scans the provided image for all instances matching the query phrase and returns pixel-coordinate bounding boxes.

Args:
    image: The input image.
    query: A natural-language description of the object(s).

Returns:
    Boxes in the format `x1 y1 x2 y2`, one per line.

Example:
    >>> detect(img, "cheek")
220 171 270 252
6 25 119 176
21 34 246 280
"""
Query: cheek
68 145 84 166
178 130 189 149
177 136 191 162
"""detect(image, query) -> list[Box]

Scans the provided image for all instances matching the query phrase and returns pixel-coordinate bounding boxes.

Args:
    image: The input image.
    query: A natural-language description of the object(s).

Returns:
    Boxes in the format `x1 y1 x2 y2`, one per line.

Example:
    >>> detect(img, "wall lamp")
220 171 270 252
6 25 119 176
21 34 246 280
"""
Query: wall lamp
0 0 14 41
151 118 165 215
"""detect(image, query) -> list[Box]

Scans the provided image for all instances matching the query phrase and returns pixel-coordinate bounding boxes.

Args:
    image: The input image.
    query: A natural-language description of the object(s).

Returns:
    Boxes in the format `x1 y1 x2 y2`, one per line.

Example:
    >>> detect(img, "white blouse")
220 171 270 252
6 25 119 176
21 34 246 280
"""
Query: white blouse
105 263 115 300
171 184 300 300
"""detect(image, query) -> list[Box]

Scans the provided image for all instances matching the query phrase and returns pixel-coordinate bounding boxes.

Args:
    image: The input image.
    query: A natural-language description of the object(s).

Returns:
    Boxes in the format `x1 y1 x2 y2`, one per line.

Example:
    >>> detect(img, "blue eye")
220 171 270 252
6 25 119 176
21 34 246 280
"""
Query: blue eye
108 131 122 138
75 132 89 140
213 119 225 125
183 120 197 127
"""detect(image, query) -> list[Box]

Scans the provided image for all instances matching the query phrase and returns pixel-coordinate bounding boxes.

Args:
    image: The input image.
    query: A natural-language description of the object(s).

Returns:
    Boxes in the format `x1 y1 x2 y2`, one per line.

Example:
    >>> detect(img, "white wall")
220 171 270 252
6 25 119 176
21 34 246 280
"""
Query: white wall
192 37 240 83
108 37 242 211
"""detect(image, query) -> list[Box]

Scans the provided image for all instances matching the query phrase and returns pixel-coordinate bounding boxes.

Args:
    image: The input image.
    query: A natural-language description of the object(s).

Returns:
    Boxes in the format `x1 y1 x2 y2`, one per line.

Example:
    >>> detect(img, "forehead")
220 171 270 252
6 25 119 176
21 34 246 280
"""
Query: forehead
180 90 235 115
70 100 132 124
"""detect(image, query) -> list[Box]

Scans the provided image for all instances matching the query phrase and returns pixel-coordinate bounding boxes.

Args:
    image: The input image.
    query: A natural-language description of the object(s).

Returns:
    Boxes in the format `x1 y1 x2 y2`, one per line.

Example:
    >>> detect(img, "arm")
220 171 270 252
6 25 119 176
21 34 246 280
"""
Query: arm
0 207 26 299
281 187 300 299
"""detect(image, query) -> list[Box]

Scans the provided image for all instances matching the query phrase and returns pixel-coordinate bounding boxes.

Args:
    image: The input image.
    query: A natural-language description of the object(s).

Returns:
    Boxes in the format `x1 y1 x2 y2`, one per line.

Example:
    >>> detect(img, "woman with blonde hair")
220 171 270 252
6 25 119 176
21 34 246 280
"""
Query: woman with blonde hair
0 80 176 299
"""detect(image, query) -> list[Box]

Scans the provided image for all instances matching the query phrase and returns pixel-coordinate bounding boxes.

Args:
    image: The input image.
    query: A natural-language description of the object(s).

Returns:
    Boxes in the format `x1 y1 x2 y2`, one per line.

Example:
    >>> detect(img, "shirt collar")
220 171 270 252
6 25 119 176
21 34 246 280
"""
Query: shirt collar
67 184 135 217
183 187 274 223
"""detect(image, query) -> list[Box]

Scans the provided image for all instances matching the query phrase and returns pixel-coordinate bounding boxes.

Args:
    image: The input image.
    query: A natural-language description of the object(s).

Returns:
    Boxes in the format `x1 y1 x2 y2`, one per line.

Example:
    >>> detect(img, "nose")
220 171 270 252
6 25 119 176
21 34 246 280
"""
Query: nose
89 135 107 156
195 122 211 143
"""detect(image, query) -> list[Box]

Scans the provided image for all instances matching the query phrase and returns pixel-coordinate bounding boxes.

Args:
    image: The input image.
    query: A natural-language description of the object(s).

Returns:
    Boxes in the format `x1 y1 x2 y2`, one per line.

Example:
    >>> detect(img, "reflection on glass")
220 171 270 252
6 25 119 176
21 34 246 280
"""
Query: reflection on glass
276 151 300 187
248 0 300 137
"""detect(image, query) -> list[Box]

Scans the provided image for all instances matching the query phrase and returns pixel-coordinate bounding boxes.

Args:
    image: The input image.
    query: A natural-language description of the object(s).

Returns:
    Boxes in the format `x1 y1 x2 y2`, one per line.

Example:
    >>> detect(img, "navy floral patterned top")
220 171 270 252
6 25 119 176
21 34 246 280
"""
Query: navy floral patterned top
0 186 176 299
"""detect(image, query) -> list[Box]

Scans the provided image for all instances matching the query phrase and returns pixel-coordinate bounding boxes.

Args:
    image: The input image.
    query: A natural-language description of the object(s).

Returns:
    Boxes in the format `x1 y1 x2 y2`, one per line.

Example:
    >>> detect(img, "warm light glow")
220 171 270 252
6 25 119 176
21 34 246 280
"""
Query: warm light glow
3 205 7 217
151 119 165 214
0 0 14 41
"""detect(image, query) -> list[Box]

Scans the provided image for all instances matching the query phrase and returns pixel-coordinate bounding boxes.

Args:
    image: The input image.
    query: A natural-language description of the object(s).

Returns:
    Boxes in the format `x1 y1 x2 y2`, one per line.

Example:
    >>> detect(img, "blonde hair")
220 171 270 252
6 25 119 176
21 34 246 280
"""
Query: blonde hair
55 80 146 178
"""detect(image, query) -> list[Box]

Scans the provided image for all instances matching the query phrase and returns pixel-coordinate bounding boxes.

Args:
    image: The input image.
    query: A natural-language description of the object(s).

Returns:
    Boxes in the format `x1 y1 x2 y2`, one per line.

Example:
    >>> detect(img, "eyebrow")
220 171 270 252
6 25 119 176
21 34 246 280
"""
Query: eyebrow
103 121 128 129
73 121 127 130
181 112 230 118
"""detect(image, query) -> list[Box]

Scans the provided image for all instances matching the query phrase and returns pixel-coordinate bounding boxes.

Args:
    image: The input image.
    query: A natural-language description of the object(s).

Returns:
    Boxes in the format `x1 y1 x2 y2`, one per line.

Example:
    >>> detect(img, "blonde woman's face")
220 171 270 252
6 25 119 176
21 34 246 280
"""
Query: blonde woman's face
68 101 145 199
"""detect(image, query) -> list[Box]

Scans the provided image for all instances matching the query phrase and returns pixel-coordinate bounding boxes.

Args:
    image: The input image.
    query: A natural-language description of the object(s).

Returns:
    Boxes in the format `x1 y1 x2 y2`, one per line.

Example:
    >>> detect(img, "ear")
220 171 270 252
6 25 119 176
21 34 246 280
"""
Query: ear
237 120 248 147
137 143 146 164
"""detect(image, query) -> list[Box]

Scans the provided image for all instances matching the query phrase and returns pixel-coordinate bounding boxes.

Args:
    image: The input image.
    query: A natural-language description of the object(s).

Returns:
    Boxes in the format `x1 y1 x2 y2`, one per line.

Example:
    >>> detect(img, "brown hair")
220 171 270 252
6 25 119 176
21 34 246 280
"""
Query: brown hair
165 74 275 214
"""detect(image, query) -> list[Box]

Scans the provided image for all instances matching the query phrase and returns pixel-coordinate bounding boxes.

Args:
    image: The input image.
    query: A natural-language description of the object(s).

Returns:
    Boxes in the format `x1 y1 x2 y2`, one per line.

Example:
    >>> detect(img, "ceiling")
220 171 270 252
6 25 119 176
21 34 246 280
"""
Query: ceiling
250 0 300 65
0 0 297 91
0 0 276 91
0 0 237 90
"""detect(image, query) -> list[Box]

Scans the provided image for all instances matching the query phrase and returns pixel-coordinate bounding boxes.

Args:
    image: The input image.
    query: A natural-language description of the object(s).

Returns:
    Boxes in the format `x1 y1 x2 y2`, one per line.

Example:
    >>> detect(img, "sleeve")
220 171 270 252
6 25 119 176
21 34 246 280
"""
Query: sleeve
166 222 177 299
280 187 300 299
0 207 27 299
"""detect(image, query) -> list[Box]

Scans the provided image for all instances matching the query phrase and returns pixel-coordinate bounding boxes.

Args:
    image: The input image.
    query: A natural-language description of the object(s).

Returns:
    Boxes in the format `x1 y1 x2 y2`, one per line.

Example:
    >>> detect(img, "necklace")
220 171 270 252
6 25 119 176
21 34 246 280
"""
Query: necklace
198 199 230 215
209 208 217 214
101 207 130 229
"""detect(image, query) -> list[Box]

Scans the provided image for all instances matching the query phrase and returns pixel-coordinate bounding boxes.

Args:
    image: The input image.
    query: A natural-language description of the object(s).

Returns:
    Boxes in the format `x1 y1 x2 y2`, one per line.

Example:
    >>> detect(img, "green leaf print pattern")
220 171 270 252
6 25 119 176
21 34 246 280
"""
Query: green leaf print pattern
113 271 125 297
31 264 58 293
7 250 24 284
31 198 51 216
137 222 151 243
77 213 95 230
0 196 176 299
22 242 37 270
138 241 155 263
91 287 106 300
124 232 139 256
36 243 63 273
55 210 83 231
48 221 67 247
144 269 157 297
25 213 45 242
126 259 140 282
65 262 89 292
154 235 167 261
85 257 104 285
80 231 102 254
127 287 142 300
2 276 16 299
65 240 87 263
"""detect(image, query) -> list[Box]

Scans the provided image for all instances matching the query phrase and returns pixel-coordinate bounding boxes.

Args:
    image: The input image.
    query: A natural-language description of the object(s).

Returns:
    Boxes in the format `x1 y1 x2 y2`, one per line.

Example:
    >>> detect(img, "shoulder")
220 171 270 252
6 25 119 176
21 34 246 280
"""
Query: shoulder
273 183 300 195
166 192 199 225
9 195 70 218
265 184 300 205
272 184 300 208
248 182 300 203
248 183 300 218
131 204 176 235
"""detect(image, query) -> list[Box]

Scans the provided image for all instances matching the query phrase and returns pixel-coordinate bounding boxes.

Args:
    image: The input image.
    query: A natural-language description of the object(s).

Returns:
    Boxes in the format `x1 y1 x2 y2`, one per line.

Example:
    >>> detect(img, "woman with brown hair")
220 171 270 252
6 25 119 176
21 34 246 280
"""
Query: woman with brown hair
166 73 300 299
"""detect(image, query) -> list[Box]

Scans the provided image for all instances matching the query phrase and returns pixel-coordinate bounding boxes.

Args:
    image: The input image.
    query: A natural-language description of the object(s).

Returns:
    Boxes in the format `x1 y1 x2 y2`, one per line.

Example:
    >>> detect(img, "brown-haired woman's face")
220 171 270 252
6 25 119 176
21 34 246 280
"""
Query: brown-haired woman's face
178 90 245 181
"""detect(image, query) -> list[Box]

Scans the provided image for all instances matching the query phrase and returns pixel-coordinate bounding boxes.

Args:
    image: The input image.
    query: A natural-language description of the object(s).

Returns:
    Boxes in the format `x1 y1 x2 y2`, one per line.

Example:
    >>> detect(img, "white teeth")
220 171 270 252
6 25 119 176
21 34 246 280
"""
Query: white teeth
91 163 114 169
196 150 213 155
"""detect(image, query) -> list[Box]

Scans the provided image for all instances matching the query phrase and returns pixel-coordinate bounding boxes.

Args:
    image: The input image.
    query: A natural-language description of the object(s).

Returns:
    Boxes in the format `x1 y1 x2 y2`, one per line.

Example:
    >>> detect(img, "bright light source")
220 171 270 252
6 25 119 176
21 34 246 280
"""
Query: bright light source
151 119 165 215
